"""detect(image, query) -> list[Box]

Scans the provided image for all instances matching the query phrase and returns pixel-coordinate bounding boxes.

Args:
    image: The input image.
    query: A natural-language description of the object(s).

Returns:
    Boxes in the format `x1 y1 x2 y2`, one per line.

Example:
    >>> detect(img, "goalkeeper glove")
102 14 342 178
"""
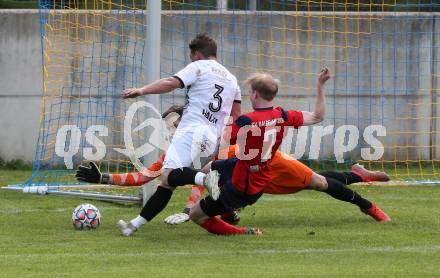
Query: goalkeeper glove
75 161 110 184
164 212 190 225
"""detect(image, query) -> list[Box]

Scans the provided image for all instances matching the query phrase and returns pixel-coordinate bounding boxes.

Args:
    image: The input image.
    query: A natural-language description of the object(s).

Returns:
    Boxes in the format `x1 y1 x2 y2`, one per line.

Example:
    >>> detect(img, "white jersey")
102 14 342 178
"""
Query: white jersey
173 59 241 137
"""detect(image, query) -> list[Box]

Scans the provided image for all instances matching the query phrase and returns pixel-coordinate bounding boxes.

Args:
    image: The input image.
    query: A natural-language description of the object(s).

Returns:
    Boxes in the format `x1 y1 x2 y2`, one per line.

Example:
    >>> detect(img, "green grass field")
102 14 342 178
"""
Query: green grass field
1 170 440 277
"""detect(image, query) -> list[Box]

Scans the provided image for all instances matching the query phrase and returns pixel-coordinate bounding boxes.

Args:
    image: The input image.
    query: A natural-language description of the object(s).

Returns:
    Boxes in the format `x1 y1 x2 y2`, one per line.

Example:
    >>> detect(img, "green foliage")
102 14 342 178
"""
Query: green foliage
1 170 440 276
0 0 37 9
0 158 32 170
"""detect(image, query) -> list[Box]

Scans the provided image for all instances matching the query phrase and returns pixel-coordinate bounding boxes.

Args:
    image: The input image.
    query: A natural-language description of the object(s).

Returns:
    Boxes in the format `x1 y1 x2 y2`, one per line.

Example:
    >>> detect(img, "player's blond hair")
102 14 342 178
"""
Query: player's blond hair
244 73 279 101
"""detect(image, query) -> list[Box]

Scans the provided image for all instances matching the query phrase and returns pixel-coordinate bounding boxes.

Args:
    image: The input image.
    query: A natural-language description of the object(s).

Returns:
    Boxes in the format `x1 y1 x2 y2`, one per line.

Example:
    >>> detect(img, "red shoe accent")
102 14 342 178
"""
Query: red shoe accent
352 163 390 182
361 203 391 222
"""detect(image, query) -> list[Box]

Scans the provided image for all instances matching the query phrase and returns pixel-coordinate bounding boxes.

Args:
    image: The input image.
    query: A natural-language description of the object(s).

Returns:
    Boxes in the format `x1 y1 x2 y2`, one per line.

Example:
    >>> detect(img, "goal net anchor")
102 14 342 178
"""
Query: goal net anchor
2 184 144 203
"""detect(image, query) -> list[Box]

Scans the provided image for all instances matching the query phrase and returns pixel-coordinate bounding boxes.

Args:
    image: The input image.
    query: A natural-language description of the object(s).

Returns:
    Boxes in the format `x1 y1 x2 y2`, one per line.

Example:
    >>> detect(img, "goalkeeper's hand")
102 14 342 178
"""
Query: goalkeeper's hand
75 162 109 184
164 212 190 225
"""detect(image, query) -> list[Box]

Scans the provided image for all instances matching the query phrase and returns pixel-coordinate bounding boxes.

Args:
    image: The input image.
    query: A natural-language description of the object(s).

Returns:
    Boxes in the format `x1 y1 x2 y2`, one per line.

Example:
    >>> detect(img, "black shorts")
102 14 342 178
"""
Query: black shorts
200 172 263 217
211 157 238 185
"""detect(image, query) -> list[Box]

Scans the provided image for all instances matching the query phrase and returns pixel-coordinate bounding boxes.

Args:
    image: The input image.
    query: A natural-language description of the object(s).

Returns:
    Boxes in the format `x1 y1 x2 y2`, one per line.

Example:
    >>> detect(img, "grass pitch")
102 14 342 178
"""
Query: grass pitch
1 170 440 277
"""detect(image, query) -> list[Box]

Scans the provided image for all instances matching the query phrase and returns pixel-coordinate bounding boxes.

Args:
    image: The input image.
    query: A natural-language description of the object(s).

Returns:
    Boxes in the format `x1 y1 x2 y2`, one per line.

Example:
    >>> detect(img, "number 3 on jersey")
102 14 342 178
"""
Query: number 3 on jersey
209 84 224 113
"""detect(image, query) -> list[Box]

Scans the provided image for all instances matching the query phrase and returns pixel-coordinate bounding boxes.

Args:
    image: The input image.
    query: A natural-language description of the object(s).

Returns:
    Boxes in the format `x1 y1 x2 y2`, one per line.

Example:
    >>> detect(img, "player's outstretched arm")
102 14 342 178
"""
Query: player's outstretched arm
302 67 331 126
75 160 161 186
110 156 164 186
230 101 241 121
122 76 181 98
113 153 165 186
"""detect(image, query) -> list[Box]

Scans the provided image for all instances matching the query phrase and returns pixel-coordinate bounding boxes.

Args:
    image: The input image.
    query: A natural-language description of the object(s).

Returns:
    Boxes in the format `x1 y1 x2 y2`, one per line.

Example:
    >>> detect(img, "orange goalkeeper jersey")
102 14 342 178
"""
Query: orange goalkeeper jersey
110 153 165 186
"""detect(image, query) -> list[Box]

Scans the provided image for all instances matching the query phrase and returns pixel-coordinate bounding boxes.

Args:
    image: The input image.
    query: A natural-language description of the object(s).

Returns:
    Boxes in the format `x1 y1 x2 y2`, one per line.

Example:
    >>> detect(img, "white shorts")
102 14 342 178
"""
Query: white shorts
162 125 218 169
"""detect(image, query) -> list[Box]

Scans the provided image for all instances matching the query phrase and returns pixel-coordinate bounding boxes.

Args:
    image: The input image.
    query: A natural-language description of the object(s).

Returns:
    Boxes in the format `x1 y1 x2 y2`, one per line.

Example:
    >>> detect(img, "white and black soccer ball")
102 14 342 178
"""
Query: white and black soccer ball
72 203 101 230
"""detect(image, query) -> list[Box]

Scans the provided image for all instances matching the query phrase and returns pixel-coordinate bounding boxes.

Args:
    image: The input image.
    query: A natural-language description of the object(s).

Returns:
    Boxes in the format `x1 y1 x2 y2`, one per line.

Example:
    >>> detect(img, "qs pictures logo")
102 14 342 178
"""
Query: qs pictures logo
54 101 171 170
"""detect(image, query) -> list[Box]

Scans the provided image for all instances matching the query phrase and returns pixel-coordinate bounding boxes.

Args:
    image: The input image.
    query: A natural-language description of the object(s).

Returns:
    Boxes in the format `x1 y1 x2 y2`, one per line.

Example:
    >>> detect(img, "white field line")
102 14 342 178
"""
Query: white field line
1 245 440 259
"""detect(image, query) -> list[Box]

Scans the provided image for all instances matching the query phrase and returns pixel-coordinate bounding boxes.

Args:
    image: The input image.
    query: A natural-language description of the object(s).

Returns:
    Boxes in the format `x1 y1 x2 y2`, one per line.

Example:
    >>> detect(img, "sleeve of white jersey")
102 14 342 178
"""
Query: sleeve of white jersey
234 84 242 102
173 62 199 89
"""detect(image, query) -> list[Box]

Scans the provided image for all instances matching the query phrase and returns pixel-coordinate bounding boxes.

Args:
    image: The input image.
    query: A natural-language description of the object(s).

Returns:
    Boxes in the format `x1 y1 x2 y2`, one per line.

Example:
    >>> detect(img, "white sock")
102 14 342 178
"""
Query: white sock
130 215 147 229
194 172 206 186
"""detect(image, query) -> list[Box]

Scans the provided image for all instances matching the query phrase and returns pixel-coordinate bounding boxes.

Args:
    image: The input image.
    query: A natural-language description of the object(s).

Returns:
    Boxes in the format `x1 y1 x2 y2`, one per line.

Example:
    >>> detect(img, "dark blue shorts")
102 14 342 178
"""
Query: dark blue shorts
200 158 263 217
211 157 238 185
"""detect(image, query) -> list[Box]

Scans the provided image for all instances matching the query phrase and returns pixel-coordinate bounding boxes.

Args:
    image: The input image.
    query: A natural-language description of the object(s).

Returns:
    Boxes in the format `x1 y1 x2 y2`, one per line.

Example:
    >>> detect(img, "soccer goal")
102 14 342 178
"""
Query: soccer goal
4 0 440 201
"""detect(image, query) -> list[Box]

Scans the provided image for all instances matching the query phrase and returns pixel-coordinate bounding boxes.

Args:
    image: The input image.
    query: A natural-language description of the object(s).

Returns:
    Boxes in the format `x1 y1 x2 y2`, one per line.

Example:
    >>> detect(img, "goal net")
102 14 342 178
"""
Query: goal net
9 1 440 199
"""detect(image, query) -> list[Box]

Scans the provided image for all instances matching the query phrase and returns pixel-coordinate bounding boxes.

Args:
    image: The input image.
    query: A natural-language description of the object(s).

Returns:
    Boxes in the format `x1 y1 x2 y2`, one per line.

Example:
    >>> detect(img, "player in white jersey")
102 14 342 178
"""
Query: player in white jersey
117 33 241 236
163 55 241 170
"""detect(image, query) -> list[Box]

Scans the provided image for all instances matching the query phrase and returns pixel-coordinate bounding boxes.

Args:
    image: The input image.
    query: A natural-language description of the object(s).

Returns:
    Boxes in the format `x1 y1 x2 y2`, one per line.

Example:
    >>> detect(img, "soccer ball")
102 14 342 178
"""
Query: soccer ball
72 203 101 230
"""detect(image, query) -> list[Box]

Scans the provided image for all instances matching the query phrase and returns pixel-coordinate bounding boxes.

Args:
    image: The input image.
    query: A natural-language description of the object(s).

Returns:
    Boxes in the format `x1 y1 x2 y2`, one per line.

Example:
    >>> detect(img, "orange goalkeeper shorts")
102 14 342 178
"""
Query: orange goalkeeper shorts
264 151 313 194
221 145 313 195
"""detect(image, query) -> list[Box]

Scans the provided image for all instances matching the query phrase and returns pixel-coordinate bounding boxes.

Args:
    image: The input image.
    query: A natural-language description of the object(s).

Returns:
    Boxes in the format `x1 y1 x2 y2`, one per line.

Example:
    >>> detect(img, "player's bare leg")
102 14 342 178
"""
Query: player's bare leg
165 187 241 225
164 184 241 225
